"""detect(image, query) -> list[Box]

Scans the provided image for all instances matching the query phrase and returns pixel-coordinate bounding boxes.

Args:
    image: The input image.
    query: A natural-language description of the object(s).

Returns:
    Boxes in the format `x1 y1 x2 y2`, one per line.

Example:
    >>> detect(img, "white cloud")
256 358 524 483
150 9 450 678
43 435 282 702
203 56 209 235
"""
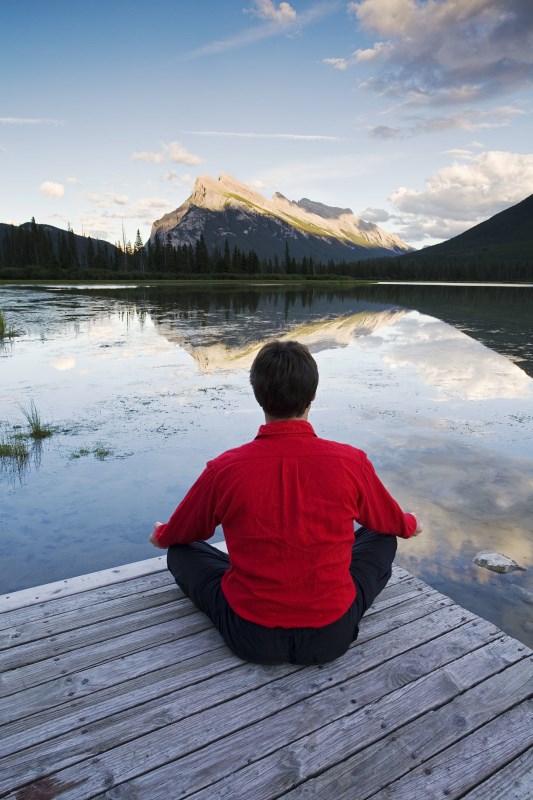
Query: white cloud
368 106 525 139
358 207 391 222
39 181 65 198
353 41 391 62
443 148 474 159
389 150 533 241
66 176 80 184
132 140 203 165
0 117 64 125
184 129 339 141
335 0 533 104
89 192 130 207
247 0 297 25
183 1 338 59
131 150 165 164
322 58 348 70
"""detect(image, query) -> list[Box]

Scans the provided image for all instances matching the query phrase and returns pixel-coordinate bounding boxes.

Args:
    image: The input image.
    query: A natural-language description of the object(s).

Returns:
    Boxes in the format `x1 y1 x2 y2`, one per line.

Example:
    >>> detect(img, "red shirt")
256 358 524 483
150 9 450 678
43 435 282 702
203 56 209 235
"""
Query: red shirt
155 420 416 628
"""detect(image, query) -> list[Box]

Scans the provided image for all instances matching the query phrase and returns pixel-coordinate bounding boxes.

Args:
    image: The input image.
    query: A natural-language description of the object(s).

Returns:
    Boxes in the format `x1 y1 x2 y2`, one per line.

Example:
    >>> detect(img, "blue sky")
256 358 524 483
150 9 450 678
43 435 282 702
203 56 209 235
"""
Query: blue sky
1 0 532 247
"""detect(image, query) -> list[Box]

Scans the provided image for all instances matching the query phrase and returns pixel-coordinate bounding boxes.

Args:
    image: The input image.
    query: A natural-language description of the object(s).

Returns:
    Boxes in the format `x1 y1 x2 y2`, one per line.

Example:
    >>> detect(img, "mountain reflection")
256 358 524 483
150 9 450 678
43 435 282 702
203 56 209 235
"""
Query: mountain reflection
154 308 407 371
41 282 533 377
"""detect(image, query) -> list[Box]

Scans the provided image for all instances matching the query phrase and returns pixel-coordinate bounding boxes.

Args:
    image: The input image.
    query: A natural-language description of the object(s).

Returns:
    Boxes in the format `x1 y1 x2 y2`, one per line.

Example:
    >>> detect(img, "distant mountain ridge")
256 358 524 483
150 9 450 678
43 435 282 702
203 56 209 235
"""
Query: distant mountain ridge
150 173 413 263
0 220 119 259
404 193 533 263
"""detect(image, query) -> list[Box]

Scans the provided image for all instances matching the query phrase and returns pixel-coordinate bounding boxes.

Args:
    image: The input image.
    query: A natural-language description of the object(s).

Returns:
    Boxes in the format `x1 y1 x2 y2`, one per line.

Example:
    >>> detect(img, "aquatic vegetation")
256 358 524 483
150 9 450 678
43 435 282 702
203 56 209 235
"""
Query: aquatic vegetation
94 444 113 460
19 401 53 439
0 426 30 482
0 310 17 339
69 447 91 459
0 438 30 460
70 443 113 460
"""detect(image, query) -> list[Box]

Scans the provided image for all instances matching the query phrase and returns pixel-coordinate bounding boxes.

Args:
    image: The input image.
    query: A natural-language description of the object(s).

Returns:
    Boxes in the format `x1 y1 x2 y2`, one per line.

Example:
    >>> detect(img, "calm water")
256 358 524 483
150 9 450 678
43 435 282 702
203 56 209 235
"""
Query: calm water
1 282 532 646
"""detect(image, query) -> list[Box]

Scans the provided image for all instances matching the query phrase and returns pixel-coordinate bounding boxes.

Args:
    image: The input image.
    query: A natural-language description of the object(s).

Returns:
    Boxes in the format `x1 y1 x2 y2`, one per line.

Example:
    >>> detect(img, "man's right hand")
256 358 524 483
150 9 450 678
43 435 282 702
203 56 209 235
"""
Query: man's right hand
410 512 424 536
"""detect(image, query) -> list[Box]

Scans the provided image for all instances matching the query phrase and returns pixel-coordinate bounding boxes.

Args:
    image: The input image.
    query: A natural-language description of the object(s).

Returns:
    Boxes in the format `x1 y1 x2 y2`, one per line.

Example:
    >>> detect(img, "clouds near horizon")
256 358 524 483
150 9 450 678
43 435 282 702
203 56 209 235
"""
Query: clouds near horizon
39 181 65 198
390 150 533 241
131 141 203 166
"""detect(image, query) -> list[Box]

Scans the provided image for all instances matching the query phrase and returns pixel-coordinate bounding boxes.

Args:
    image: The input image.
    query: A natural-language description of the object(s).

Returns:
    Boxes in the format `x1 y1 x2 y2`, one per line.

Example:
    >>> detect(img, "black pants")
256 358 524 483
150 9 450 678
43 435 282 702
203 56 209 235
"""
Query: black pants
167 527 397 665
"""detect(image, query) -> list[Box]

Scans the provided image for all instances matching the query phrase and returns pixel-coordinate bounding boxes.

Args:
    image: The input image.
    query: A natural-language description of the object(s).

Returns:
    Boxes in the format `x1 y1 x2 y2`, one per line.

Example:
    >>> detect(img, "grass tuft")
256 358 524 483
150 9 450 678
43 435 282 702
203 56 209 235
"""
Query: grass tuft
0 440 30 459
0 426 30 473
0 310 17 339
19 401 53 439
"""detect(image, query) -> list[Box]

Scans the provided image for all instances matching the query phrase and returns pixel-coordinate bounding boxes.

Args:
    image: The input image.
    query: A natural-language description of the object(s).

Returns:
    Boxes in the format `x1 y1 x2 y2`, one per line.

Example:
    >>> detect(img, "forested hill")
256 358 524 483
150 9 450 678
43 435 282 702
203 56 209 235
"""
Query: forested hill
1 194 531 282
404 194 533 263
0 220 123 273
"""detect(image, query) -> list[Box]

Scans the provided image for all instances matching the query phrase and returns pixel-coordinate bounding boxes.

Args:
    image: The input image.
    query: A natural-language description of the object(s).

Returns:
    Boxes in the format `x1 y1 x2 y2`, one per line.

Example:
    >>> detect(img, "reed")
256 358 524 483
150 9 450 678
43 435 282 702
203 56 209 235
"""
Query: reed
0 310 16 339
0 433 30 462
19 401 53 439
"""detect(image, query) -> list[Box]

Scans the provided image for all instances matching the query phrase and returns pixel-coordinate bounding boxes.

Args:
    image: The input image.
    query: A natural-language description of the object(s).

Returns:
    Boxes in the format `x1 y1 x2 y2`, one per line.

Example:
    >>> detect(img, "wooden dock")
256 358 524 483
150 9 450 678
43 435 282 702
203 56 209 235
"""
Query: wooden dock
1 555 532 799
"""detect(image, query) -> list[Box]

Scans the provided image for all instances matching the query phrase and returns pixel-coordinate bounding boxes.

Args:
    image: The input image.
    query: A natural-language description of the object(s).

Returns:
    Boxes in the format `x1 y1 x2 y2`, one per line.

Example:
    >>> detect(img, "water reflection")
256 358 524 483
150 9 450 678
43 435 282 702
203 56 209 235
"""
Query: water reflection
0 283 532 647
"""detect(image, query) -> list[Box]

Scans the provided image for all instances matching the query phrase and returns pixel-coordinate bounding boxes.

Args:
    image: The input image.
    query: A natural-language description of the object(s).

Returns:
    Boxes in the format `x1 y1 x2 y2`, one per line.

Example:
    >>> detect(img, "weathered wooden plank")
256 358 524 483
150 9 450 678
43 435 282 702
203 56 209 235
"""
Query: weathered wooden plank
2 595 195 671
372 701 533 800
1 574 417 654
141 636 527 800
357 591 454 643
0 544 230 615
0 597 468 762
0 580 454 724
460 748 533 800
369 575 417 604
0 575 449 721
0 556 167 612
0 642 240 759
0 570 176 631
280 656 533 799
5 612 510 800
0 660 304 793
362 579 431 618
0 626 227 727
0 542 404 630
0 584 181 650
0 602 479 788
0 613 209 699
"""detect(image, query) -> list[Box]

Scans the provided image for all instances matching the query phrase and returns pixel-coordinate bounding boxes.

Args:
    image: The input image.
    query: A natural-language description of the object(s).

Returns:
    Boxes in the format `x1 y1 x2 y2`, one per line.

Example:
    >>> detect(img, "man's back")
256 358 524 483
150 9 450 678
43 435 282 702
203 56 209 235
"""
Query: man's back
207 420 414 627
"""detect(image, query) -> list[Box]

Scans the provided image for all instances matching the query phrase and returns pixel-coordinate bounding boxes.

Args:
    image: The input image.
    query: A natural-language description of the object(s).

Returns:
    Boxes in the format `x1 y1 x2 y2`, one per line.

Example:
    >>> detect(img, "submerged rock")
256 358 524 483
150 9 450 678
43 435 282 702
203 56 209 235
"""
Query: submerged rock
473 552 527 574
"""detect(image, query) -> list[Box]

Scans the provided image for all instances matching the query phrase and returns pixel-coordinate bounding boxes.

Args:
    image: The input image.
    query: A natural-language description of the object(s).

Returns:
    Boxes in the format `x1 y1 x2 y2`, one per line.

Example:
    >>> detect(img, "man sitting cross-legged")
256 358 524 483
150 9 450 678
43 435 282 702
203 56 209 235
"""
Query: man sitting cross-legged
149 340 422 665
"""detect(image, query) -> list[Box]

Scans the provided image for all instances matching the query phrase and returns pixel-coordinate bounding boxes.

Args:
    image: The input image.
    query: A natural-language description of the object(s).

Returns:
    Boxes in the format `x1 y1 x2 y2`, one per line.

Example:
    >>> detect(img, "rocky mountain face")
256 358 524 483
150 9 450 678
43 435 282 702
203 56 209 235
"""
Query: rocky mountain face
150 174 412 263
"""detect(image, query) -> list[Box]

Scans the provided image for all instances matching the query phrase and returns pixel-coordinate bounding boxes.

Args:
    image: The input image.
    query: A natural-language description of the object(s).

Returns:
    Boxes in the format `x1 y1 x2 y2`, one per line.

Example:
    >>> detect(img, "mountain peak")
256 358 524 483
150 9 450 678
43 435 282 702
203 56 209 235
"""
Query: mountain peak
150 173 412 262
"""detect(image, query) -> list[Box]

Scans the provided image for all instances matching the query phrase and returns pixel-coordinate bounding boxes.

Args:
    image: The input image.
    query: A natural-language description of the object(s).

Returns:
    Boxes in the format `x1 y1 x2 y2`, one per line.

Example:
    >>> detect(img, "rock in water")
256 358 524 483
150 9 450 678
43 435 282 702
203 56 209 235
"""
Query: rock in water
473 552 527 573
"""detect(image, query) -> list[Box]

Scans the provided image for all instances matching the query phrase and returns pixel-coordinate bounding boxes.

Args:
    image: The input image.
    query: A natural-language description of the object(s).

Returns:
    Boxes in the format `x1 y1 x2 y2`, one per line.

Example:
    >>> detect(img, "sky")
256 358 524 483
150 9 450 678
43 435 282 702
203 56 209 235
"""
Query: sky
1 0 532 248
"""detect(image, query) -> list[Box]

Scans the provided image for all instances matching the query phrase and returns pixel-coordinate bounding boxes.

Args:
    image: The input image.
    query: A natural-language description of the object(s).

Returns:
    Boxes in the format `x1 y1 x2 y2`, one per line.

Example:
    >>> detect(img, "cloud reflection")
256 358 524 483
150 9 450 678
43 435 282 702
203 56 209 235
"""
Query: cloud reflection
376 312 532 401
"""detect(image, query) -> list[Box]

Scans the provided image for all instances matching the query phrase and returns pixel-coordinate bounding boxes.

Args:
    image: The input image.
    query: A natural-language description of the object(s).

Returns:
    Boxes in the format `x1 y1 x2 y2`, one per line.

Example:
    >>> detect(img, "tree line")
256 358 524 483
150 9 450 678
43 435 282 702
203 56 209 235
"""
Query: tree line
0 220 530 282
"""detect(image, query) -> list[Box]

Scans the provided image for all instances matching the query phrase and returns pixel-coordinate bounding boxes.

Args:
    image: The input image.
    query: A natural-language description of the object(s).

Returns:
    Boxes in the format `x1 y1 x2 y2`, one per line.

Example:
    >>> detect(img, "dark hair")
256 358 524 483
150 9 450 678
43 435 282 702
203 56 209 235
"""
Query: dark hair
250 340 318 418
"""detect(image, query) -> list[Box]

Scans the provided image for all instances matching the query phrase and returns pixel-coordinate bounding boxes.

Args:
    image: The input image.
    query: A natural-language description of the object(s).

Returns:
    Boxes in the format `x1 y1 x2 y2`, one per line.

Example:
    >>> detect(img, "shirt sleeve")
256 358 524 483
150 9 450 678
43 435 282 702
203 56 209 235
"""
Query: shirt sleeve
356 455 417 539
154 463 219 547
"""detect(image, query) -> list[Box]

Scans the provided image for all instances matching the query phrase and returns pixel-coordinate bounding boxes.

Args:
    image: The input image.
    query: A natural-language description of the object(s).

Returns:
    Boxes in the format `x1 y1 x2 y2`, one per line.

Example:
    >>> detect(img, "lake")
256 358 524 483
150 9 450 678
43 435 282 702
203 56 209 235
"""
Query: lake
1 281 532 647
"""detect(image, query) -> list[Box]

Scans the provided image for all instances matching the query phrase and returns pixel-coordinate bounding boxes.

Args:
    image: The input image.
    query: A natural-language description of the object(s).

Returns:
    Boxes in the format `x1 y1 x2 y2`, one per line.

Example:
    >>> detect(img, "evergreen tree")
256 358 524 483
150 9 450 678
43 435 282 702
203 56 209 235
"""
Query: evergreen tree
195 235 210 273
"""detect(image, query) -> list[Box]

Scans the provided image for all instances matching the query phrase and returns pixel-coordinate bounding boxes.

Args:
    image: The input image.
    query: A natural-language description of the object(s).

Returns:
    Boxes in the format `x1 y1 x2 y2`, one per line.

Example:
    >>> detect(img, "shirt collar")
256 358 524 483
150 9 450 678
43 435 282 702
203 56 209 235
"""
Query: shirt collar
255 420 317 438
